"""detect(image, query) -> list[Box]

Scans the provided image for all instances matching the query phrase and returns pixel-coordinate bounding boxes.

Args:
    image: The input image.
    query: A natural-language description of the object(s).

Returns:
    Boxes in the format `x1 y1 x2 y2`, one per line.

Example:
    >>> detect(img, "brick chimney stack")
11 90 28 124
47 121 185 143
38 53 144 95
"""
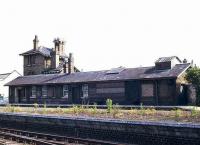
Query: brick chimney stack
68 53 74 74
60 41 65 55
51 38 61 69
33 35 39 50
53 38 65 55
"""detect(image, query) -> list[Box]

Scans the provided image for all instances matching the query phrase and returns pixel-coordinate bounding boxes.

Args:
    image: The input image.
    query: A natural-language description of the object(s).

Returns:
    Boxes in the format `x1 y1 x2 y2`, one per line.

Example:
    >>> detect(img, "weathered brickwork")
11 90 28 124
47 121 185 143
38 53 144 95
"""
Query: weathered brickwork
0 113 199 145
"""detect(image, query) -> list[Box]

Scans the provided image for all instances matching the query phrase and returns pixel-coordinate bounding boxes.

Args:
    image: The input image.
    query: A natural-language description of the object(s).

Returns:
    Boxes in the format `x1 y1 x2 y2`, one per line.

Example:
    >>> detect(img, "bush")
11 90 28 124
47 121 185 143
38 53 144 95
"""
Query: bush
185 67 200 105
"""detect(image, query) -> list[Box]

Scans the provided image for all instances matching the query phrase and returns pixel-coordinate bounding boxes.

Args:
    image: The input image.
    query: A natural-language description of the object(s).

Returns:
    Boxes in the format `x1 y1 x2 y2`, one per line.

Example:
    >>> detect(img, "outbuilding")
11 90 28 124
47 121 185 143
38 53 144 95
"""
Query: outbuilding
0 70 21 100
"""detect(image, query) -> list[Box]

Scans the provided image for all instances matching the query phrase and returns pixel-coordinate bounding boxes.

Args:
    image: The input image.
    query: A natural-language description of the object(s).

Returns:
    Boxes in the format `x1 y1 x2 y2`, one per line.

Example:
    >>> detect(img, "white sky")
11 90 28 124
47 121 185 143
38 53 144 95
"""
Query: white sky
0 0 200 74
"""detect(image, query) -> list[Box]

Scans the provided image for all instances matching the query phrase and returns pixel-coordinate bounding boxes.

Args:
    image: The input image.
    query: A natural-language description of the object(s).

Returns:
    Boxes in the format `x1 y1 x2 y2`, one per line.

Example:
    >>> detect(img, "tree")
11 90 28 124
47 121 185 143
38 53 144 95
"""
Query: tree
185 66 200 105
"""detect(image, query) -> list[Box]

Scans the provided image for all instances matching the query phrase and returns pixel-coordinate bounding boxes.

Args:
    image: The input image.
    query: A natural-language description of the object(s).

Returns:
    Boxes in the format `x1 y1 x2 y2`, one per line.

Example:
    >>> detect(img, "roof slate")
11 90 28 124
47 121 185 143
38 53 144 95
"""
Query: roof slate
20 46 53 57
5 63 191 86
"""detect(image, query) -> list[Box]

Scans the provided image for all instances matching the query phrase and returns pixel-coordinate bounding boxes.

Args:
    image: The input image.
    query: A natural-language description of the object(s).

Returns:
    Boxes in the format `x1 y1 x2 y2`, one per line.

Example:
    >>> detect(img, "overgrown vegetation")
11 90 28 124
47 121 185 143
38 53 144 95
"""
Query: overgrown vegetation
1 105 199 123
1 99 200 123
185 66 200 105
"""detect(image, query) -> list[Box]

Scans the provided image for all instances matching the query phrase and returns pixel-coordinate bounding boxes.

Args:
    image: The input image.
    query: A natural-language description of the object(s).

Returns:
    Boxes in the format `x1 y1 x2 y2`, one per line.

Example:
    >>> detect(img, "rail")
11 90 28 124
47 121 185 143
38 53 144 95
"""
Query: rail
0 127 124 145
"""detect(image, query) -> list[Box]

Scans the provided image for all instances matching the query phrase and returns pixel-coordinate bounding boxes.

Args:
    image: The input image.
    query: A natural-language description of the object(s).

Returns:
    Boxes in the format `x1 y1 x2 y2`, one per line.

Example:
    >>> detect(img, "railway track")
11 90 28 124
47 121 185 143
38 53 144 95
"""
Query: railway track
0 127 123 145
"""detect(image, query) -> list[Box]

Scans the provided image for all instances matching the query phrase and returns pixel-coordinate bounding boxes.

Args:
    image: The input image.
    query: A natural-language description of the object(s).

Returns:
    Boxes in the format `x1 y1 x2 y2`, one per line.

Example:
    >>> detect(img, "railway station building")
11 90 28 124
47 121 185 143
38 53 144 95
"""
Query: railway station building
5 36 196 105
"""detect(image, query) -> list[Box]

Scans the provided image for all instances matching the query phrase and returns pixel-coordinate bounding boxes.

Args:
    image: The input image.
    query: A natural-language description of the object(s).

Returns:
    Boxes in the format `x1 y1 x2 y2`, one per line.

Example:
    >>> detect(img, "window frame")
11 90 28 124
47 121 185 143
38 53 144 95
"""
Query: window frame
63 85 69 99
42 86 48 98
31 86 36 98
82 84 89 98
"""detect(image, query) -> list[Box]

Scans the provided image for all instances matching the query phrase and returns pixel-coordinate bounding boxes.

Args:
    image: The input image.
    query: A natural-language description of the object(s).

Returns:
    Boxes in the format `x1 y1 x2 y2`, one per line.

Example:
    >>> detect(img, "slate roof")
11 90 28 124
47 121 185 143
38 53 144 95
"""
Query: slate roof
20 46 53 57
5 63 191 86
155 56 182 63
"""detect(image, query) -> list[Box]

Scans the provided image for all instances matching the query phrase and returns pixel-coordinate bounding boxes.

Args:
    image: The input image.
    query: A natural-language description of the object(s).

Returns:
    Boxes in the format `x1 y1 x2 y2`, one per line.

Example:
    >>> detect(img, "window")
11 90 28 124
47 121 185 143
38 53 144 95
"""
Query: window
31 55 36 64
27 55 36 65
27 56 31 65
141 84 154 97
36 87 42 98
42 86 47 98
82 84 88 98
63 85 69 98
31 86 36 98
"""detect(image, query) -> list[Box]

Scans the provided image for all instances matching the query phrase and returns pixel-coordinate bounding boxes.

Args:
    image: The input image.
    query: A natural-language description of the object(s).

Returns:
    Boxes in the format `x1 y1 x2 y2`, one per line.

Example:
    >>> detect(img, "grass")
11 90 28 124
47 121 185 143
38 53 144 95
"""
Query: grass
0 105 200 123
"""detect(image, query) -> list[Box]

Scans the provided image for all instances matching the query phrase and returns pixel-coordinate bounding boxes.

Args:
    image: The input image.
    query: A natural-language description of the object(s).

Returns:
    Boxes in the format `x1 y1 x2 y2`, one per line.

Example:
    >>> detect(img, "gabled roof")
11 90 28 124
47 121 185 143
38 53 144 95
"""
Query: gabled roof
155 56 182 63
5 63 191 86
0 70 21 81
20 46 53 57
0 73 11 81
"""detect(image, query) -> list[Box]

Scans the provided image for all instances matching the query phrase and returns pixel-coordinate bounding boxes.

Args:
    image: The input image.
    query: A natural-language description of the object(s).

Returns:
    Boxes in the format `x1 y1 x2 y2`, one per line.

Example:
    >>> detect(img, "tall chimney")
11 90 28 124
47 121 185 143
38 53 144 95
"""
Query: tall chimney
51 38 60 69
33 35 39 50
53 38 63 55
51 52 59 69
61 41 65 55
63 62 67 73
68 53 74 74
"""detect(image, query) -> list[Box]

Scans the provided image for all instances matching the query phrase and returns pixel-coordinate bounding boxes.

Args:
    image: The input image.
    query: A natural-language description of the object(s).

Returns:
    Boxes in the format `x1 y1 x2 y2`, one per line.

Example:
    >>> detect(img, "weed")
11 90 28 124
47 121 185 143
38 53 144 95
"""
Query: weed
106 99 113 113
33 103 39 113
139 103 145 115
72 105 79 115
91 103 97 115
191 106 198 117
112 104 120 118
56 106 63 114
41 104 47 114
175 109 182 118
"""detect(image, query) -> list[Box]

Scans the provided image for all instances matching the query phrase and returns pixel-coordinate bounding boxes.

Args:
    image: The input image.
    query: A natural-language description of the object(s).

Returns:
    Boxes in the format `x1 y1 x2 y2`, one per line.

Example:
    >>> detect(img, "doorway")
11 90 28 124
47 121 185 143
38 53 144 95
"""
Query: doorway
72 85 81 104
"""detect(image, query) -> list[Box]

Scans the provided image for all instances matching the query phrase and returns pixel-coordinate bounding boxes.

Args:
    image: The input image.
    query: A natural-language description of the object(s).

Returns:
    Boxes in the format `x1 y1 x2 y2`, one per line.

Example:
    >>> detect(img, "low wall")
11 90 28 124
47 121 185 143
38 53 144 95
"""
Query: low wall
0 113 199 145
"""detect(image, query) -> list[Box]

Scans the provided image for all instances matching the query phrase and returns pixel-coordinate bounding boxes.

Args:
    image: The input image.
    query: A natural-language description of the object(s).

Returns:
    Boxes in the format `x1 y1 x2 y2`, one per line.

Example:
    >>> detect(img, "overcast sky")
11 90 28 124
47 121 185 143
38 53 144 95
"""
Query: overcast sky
0 0 200 74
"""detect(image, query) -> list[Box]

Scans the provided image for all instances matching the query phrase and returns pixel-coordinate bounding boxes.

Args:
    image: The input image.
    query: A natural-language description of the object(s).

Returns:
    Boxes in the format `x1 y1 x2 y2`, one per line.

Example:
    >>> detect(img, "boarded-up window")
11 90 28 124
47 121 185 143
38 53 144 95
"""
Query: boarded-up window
48 86 54 98
142 84 154 97
159 81 174 97
96 82 124 88
96 88 125 94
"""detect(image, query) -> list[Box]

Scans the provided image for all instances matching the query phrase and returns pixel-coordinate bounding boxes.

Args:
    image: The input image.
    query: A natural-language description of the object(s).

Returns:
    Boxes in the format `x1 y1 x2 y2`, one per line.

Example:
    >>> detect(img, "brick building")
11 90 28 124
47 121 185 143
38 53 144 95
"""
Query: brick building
6 55 195 105
20 36 79 75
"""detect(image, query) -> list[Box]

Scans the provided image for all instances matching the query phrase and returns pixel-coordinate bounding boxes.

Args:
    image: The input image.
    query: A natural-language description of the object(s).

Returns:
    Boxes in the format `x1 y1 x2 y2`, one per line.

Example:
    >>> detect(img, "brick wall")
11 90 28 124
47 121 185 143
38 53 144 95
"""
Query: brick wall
0 113 199 145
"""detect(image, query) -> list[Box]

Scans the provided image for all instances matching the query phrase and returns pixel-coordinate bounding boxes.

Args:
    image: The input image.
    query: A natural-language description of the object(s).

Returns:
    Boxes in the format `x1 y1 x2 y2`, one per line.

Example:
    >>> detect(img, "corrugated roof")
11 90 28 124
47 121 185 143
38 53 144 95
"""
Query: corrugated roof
5 63 191 86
